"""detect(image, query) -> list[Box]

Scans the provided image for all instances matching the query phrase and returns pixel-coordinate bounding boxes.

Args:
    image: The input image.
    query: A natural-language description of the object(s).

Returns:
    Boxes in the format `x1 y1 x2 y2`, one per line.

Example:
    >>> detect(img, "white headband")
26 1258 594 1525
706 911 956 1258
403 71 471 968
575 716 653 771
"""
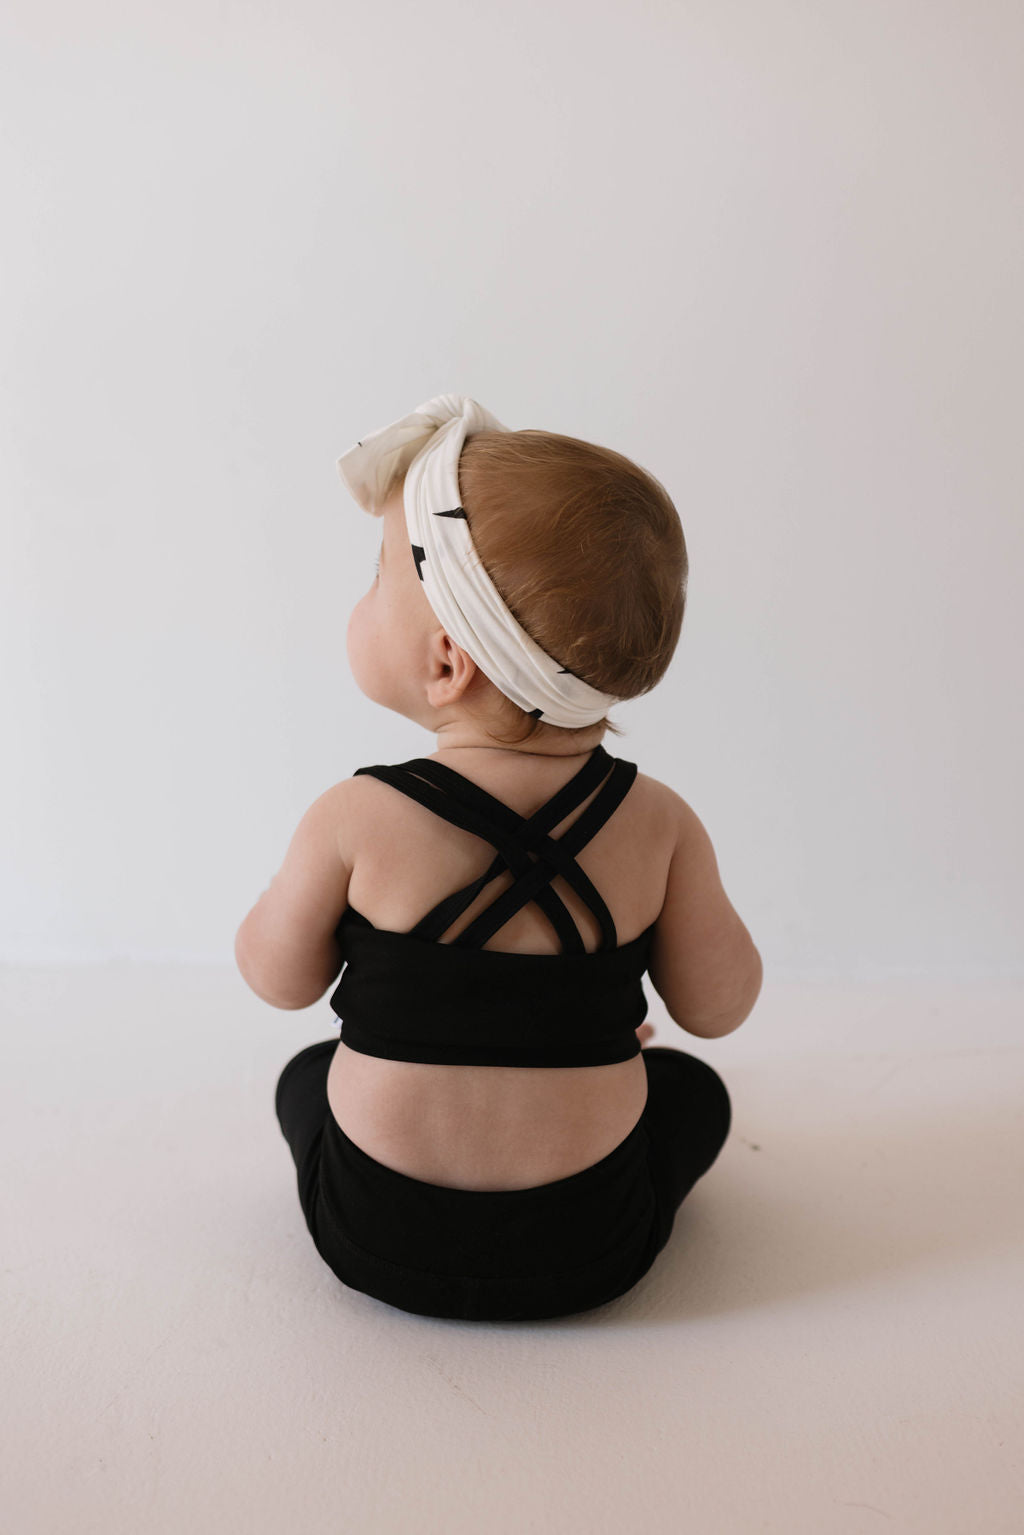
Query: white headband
336 393 622 729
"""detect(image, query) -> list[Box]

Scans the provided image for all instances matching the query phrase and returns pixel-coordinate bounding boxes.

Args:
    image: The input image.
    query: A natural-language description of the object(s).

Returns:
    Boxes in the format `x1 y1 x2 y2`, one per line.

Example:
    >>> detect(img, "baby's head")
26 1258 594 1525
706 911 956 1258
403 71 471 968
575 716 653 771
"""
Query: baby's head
346 427 687 752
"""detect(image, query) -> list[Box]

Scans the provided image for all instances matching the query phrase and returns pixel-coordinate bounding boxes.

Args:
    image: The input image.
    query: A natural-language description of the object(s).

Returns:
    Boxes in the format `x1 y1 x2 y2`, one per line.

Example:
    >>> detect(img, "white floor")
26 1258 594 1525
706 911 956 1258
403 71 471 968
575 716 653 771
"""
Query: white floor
2 965 1022 1535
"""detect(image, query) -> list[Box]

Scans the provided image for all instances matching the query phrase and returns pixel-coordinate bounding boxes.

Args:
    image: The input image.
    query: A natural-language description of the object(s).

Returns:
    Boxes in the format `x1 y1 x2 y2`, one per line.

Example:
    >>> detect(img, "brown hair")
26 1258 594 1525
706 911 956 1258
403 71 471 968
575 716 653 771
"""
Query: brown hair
453 428 688 745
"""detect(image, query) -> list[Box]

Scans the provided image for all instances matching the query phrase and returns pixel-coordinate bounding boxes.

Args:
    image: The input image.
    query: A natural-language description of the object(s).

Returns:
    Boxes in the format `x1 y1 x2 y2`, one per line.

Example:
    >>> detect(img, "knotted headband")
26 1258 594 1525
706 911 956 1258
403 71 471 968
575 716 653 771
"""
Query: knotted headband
335 393 623 729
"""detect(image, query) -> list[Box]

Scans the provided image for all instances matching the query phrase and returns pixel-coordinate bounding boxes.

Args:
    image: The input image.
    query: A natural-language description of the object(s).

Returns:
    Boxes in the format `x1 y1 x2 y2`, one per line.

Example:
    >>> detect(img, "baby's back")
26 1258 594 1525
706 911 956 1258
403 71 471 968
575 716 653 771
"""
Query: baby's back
327 747 757 1191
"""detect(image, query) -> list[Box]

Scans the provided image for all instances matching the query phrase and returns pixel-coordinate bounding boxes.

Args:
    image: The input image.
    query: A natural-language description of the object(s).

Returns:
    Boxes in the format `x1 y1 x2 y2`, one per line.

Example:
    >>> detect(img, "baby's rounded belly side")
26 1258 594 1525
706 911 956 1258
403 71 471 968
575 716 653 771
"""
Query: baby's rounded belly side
326 1037 650 1192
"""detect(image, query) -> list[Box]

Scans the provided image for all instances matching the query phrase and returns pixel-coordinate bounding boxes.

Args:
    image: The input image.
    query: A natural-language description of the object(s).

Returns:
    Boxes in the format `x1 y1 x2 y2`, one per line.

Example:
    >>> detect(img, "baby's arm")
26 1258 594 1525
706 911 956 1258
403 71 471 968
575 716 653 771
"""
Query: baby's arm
647 789 763 1039
234 781 355 1009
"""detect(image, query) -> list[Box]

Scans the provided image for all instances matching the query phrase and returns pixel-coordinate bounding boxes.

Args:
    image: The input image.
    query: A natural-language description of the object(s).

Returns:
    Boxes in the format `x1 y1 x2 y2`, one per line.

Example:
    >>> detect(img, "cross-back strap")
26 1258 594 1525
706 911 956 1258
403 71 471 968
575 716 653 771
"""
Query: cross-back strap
353 761 587 952
421 757 638 950
353 747 637 952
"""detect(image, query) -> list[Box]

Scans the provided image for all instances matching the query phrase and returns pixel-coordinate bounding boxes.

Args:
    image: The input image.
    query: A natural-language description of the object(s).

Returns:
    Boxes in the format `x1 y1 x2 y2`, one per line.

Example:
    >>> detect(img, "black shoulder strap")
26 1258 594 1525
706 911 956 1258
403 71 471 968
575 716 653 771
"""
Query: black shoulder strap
353 747 637 952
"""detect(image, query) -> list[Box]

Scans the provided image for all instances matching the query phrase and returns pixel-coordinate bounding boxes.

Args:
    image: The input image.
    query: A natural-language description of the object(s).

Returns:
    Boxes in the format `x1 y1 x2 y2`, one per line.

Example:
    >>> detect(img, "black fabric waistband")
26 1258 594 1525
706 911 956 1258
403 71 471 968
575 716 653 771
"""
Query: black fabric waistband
317 1107 657 1283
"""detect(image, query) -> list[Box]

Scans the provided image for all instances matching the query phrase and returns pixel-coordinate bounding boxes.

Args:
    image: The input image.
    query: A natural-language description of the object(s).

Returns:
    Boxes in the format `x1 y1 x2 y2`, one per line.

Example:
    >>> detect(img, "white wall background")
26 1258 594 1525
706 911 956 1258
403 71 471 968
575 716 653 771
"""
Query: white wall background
2 0 1021 979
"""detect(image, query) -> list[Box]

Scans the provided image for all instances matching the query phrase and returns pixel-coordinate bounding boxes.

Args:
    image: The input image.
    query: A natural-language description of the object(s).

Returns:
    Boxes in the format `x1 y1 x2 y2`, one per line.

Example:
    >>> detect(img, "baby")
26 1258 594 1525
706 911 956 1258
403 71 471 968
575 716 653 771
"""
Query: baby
236 395 762 1324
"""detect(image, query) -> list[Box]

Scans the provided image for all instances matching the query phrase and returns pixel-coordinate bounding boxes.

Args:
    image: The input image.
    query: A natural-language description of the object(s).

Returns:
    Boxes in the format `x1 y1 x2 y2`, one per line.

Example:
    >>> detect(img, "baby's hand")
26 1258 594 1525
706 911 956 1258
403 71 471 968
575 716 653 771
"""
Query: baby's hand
636 1022 656 1046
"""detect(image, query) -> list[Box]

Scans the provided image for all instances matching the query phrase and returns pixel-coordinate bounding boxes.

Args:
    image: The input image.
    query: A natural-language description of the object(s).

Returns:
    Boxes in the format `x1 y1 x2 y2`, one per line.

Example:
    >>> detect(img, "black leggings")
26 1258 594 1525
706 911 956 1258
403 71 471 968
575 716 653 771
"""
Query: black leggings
275 1040 731 1323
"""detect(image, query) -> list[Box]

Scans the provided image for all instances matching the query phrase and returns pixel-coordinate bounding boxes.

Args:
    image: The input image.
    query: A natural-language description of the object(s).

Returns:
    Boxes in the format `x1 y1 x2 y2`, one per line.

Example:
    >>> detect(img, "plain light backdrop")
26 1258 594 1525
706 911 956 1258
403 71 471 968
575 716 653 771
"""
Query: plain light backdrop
2 0 1021 979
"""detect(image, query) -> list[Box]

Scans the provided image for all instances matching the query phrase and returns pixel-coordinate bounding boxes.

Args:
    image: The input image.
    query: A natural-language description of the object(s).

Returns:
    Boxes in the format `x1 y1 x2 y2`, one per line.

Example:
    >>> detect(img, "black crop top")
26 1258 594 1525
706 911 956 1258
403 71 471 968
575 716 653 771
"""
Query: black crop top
328 745 657 1068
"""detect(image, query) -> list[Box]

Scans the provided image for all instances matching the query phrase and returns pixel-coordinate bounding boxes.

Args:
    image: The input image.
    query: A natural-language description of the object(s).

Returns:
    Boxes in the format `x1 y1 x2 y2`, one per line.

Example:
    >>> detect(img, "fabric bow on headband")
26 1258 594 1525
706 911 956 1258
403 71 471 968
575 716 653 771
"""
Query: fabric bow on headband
336 393 621 729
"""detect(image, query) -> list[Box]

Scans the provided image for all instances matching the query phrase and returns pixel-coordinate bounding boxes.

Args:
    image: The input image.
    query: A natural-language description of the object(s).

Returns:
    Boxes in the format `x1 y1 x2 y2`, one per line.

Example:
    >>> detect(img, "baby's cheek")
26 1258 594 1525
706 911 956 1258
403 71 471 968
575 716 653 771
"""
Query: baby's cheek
345 599 369 674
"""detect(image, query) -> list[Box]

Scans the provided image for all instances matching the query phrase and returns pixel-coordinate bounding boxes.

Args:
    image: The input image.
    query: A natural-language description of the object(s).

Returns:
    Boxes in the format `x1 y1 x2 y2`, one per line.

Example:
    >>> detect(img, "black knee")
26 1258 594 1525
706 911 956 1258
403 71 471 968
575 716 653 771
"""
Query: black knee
644 1045 732 1168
